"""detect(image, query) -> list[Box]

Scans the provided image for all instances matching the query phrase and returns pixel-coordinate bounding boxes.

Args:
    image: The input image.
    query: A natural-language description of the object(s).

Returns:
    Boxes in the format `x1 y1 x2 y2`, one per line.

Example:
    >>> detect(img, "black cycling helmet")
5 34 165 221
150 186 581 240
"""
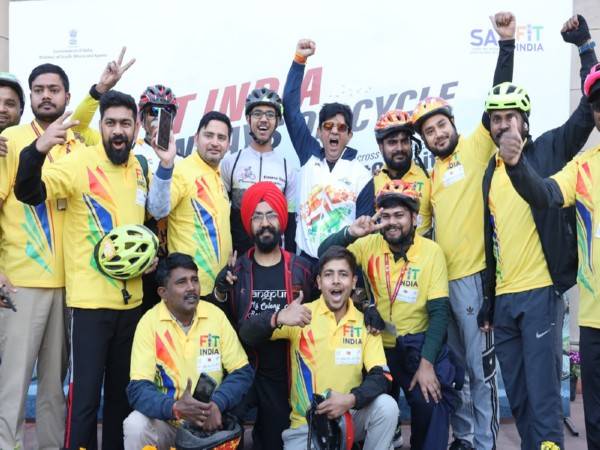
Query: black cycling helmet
306 392 355 450
175 414 242 450
245 87 283 118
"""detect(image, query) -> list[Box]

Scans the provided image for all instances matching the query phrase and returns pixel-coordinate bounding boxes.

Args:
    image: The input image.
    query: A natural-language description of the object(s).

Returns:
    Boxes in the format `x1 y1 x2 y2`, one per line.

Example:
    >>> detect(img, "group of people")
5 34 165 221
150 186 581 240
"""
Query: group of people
0 9 599 450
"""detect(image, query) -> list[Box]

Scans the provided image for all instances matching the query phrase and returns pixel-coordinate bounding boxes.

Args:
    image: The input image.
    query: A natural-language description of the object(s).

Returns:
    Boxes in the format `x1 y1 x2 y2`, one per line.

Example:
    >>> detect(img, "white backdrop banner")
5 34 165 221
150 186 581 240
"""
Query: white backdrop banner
10 0 573 172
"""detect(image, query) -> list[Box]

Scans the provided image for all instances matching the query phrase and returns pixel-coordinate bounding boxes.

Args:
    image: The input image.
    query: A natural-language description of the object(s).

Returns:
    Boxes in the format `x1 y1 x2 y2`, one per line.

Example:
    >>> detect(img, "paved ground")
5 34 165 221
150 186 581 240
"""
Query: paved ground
22 395 588 449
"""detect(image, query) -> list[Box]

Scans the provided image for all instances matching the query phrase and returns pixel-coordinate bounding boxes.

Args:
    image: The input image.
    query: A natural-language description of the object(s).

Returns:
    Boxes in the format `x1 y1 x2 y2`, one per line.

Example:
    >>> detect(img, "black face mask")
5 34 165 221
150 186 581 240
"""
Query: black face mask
103 135 133 165
253 225 279 252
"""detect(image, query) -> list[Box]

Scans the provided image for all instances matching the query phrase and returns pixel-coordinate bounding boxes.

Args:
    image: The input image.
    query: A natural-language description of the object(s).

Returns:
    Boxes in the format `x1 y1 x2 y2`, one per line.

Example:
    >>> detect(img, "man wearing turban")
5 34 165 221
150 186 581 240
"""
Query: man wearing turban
213 181 316 450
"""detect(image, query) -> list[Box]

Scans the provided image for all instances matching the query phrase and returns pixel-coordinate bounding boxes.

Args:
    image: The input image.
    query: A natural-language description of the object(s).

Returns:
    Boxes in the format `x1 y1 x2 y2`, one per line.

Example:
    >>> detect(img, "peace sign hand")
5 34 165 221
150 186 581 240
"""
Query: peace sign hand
96 47 136 95
35 111 79 154
348 210 384 238
214 251 238 300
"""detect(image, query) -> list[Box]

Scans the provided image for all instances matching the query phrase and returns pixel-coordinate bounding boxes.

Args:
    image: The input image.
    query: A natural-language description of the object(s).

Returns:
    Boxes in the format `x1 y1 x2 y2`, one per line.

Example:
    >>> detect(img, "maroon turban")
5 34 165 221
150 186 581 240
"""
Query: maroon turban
240 181 288 236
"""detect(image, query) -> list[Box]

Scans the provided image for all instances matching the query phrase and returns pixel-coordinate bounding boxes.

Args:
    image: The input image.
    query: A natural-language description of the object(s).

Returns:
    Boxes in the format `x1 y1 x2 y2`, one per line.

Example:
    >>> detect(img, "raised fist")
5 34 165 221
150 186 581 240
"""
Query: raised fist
296 39 316 58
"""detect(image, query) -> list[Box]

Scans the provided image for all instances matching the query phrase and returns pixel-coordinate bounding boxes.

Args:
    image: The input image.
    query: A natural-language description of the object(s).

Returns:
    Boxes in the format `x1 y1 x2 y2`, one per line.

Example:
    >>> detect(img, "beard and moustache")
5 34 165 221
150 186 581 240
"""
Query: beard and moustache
33 101 65 124
103 134 134 165
383 149 411 173
492 123 529 148
253 225 280 252
381 223 415 258
426 129 459 160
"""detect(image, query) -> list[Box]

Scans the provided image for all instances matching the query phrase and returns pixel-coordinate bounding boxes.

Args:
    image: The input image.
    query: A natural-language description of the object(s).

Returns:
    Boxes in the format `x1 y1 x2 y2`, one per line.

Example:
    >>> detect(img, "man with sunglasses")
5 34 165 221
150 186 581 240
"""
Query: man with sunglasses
497 63 600 450
221 88 298 255
213 181 315 450
282 39 371 270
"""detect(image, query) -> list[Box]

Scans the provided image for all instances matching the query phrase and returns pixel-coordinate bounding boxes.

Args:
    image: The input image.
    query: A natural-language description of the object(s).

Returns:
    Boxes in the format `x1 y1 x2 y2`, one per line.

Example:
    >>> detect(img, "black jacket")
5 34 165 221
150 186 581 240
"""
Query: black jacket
221 248 316 370
481 47 598 317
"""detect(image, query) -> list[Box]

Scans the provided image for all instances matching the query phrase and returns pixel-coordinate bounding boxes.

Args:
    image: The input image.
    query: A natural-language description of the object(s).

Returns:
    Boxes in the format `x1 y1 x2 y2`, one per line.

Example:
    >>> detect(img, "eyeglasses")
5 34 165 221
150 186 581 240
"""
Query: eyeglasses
251 212 279 223
321 121 349 133
146 106 175 117
250 110 277 120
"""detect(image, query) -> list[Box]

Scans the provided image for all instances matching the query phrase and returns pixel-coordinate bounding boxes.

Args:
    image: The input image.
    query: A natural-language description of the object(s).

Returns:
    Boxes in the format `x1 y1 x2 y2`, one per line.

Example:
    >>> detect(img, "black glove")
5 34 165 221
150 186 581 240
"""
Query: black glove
214 265 235 295
561 14 591 47
477 296 494 329
364 305 385 331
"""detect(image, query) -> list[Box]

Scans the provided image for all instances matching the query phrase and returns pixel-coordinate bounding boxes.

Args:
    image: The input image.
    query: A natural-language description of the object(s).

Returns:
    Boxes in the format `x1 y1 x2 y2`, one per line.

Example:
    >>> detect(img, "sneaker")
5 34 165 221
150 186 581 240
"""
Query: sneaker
392 416 403 448
449 438 474 450
540 442 561 450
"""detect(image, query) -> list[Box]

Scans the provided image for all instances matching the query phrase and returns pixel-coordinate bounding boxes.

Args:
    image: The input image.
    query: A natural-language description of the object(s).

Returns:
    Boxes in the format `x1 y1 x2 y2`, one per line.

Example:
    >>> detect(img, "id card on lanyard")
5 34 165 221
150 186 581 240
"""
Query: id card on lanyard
382 255 410 335
31 121 70 210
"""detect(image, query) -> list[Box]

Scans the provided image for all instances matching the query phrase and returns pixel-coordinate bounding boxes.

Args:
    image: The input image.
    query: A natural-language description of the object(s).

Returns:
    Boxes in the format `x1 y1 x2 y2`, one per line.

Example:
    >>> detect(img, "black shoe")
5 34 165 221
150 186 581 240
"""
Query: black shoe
449 439 474 450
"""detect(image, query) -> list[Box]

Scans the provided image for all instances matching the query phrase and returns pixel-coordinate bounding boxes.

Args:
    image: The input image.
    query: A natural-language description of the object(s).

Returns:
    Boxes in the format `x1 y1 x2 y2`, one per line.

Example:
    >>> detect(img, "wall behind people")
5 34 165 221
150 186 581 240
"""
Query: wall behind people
7 0 574 173
0 0 7 71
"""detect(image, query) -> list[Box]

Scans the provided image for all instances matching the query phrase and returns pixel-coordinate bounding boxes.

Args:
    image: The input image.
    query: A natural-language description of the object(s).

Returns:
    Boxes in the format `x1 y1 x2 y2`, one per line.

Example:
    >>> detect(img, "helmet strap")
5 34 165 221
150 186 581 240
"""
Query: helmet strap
249 130 270 146
121 280 131 304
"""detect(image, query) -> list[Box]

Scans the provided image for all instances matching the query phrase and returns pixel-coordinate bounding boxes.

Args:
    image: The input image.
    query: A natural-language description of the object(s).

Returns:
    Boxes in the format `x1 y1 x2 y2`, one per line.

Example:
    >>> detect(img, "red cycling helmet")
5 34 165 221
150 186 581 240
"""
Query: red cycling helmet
376 179 420 212
584 63 600 101
374 109 414 141
138 84 178 115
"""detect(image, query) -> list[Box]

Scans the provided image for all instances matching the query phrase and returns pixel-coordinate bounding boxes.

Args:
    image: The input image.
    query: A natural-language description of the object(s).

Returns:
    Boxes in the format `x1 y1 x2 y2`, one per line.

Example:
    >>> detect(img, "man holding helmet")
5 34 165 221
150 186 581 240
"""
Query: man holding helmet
221 87 298 254
14 90 154 450
124 252 253 450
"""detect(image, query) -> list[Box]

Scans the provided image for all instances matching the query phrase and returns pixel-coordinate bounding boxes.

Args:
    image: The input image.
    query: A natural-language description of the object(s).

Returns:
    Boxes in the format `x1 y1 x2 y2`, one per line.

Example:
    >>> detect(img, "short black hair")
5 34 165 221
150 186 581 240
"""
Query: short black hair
99 90 137 120
28 63 70 92
319 103 353 131
376 195 419 213
196 111 232 138
156 252 198 287
319 246 357 275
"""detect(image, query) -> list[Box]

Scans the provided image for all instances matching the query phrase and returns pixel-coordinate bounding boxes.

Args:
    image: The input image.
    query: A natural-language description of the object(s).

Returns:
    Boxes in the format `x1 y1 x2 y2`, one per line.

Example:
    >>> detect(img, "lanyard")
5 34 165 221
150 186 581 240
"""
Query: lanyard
384 254 409 311
30 121 71 163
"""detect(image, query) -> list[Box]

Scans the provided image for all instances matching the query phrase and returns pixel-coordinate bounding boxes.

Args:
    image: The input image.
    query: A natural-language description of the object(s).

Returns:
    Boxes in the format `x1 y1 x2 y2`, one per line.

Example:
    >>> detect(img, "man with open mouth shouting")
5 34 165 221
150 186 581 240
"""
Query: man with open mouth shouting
282 38 371 272
241 244 398 450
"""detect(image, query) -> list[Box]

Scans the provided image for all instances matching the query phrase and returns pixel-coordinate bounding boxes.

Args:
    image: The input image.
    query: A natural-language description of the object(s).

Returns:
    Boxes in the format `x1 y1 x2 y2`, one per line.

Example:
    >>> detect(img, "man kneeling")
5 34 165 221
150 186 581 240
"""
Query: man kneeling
123 253 253 450
240 246 398 450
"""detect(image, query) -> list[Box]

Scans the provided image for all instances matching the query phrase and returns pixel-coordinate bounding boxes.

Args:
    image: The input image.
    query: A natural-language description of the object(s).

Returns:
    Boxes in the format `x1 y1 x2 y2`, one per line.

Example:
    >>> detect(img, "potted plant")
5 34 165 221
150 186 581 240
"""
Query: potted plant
569 350 581 401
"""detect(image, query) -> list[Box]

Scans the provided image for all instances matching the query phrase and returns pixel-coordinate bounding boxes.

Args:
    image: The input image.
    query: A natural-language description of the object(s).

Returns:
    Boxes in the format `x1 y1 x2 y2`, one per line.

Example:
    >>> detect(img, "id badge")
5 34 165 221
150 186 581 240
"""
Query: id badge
136 188 147 206
56 198 67 211
335 348 361 365
197 354 221 373
396 287 418 304
442 164 465 187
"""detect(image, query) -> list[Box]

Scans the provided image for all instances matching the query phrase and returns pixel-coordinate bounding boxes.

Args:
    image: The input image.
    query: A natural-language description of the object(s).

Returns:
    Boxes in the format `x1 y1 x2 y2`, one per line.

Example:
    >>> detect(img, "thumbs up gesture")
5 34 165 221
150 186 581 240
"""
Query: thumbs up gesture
275 291 312 328
498 115 524 167
35 111 79 154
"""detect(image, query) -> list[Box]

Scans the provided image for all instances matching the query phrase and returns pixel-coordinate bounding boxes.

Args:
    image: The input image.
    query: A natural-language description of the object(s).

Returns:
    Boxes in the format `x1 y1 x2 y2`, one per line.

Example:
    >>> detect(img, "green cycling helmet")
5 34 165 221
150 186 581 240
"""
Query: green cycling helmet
94 224 158 280
485 82 531 115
